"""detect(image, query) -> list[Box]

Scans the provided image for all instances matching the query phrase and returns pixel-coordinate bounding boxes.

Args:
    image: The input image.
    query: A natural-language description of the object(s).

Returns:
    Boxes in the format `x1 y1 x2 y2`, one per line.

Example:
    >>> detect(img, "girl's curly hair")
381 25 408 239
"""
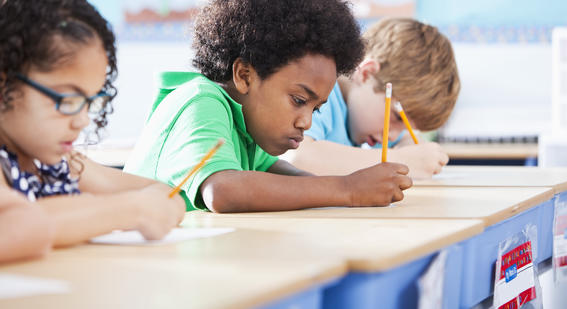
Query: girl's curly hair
0 0 117 141
192 0 365 83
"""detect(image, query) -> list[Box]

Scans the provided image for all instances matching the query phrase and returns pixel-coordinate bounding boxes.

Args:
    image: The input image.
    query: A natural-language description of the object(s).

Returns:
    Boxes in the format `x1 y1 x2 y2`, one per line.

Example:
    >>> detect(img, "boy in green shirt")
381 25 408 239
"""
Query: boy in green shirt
124 0 412 212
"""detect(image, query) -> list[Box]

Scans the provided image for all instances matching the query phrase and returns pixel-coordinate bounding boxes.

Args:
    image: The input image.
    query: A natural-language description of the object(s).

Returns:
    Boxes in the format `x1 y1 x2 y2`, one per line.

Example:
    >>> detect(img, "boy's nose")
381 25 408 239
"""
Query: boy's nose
295 111 312 131
389 126 405 141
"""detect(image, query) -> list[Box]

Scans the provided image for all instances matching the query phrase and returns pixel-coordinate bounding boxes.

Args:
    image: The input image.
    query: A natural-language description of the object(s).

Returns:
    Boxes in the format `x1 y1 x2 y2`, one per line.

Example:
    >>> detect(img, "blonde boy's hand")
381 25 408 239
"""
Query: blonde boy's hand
390 142 449 179
344 162 412 206
133 184 186 240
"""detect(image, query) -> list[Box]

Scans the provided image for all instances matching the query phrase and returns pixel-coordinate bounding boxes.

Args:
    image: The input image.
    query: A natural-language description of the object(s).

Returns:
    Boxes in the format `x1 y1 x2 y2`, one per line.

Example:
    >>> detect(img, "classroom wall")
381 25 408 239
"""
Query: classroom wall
417 0 565 141
102 42 194 146
442 43 552 140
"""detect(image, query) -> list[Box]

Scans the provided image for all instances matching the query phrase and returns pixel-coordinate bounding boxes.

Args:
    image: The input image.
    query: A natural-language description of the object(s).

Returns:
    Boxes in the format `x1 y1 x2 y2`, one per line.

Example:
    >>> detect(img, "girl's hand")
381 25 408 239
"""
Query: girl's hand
131 184 186 240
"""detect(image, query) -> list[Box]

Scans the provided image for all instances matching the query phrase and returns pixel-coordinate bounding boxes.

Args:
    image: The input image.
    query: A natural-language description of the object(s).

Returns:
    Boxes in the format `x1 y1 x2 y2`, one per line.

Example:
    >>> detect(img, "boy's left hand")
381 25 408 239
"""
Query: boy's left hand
389 142 449 179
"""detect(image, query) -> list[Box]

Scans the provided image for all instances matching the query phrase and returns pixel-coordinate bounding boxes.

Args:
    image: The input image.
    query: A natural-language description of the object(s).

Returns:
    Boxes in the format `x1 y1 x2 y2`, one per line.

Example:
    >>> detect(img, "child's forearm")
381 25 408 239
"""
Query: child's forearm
0 206 53 262
0 188 53 262
200 161 412 213
77 156 162 194
39 182 185 247
201 170 352 213
38 192 142 247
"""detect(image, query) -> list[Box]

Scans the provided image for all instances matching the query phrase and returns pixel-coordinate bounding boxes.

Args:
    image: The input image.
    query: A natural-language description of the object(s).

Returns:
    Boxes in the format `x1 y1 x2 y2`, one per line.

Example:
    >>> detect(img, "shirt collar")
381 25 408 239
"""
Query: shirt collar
158 72 255 145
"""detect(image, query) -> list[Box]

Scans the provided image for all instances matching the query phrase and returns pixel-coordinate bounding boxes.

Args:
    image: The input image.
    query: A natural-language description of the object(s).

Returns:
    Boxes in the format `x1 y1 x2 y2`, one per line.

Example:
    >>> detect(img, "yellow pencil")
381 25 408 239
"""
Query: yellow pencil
168 138 225 198
394 101 419 144
381 83 392 162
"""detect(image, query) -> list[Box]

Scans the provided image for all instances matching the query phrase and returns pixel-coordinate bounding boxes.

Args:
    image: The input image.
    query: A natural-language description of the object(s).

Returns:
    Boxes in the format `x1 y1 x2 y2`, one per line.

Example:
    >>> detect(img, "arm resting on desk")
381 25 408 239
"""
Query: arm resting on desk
200 161 412 213
283 136 447 179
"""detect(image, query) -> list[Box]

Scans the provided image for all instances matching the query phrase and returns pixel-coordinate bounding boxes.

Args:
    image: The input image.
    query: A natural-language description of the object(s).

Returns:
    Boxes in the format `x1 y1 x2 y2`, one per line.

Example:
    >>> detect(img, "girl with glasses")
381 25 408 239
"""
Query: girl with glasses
0 0 185 262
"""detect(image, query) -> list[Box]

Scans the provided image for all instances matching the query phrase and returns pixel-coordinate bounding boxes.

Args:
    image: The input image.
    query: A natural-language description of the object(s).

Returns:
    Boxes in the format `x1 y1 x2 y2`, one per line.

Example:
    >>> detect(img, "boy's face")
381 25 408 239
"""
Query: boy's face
241 54 336 156
346 77 412 147
0 38 107 169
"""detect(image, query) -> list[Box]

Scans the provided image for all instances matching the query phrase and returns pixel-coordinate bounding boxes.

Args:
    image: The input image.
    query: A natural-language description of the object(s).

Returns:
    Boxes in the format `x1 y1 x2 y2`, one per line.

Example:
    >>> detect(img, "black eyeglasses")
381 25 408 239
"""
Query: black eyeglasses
15 74 110 115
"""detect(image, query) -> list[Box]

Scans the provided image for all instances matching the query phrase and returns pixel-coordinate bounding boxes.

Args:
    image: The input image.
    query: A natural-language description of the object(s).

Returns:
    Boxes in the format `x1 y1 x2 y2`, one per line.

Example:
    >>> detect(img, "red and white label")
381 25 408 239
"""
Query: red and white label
494 241 537 309
555 213 567 268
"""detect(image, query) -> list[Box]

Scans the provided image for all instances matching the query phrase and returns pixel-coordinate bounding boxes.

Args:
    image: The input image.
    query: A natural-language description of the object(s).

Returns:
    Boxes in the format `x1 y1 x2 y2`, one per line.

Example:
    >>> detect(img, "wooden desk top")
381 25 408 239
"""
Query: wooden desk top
0 217 482 309
183 215 483 272
0 229 346 309
199 187 553 226
441 143 538 159
415 166 567 194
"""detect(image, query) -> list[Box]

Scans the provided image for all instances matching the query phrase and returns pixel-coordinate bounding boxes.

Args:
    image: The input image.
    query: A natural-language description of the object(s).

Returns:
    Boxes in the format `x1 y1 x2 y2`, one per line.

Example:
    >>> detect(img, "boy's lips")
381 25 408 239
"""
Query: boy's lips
366 135 379 146
288 135 304 149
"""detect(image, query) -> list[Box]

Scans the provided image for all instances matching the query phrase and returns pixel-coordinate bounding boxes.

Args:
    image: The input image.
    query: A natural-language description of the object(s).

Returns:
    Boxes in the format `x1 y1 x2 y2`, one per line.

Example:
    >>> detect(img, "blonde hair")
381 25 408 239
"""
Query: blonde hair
363 18 460 131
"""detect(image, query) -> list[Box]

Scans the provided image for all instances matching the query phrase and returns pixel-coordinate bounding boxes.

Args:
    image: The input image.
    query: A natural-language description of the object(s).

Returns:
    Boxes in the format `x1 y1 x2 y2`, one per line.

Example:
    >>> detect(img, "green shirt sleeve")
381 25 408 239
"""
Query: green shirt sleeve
156 95 242 211
254 144 278 172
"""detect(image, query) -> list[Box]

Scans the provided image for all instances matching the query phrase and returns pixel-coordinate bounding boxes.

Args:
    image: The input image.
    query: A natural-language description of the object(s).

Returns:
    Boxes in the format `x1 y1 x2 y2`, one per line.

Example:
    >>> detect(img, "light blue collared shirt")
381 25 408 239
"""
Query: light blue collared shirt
306 82 404 148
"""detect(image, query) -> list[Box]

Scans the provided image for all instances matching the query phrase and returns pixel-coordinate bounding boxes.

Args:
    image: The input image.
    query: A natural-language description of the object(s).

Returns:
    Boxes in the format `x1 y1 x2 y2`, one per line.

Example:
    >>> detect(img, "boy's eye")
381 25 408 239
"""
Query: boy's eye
393 111 402 122
291 95 306 105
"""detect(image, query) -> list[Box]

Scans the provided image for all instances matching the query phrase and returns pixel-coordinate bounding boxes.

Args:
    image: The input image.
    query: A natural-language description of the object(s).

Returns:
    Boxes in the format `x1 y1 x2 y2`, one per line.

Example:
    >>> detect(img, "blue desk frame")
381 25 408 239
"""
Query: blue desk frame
261 192 560 309
261 276 342 309
458 198 554 308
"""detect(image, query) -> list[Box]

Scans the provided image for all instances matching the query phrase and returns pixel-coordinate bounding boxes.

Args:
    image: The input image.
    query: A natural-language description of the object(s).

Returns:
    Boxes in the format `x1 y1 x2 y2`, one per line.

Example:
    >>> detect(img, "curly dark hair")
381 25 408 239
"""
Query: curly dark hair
192 0 365 83
0 0 117 141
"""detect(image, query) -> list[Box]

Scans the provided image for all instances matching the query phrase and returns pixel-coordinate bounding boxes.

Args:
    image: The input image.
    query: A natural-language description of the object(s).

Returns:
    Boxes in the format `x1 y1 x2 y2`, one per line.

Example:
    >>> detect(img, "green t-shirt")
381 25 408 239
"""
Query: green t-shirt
124 72 278 211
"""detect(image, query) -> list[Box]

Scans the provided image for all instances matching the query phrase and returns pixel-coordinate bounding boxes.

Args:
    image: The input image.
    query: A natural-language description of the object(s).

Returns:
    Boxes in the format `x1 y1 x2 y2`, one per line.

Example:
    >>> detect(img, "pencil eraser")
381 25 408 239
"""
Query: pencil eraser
394 101 403 112
386 83 392 98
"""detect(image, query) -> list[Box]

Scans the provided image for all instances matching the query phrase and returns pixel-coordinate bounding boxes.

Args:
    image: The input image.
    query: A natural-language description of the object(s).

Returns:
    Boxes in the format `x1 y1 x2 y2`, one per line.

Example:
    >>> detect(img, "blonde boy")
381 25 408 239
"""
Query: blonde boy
286 18 461 179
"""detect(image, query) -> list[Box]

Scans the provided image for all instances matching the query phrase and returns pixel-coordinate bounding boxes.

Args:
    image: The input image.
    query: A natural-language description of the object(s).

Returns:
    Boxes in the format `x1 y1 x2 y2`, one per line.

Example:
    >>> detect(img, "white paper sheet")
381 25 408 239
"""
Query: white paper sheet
0 274 70 299
418 250 448 309
89 227 234 246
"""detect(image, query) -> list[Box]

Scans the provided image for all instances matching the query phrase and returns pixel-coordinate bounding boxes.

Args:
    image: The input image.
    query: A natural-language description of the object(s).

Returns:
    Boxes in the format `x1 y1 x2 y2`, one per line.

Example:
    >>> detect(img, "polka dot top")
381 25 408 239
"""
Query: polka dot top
0 146 80 201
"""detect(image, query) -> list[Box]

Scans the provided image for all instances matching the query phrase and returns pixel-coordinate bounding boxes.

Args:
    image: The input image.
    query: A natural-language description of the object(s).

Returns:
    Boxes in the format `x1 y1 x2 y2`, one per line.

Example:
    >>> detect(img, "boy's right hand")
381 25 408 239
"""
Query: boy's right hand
133 184 186 240
344 162 412 206
389 142 449 179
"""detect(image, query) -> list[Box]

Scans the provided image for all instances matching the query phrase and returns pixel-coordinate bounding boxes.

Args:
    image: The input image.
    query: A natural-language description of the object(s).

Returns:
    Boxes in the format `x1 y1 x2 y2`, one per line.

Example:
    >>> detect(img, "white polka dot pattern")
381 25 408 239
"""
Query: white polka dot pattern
0 146 80 201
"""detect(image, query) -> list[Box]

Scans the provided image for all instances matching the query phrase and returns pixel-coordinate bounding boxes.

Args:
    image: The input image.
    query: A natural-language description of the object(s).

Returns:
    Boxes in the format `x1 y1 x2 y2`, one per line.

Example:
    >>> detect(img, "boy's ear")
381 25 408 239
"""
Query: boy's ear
232 58 257 95
354 59 380 84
